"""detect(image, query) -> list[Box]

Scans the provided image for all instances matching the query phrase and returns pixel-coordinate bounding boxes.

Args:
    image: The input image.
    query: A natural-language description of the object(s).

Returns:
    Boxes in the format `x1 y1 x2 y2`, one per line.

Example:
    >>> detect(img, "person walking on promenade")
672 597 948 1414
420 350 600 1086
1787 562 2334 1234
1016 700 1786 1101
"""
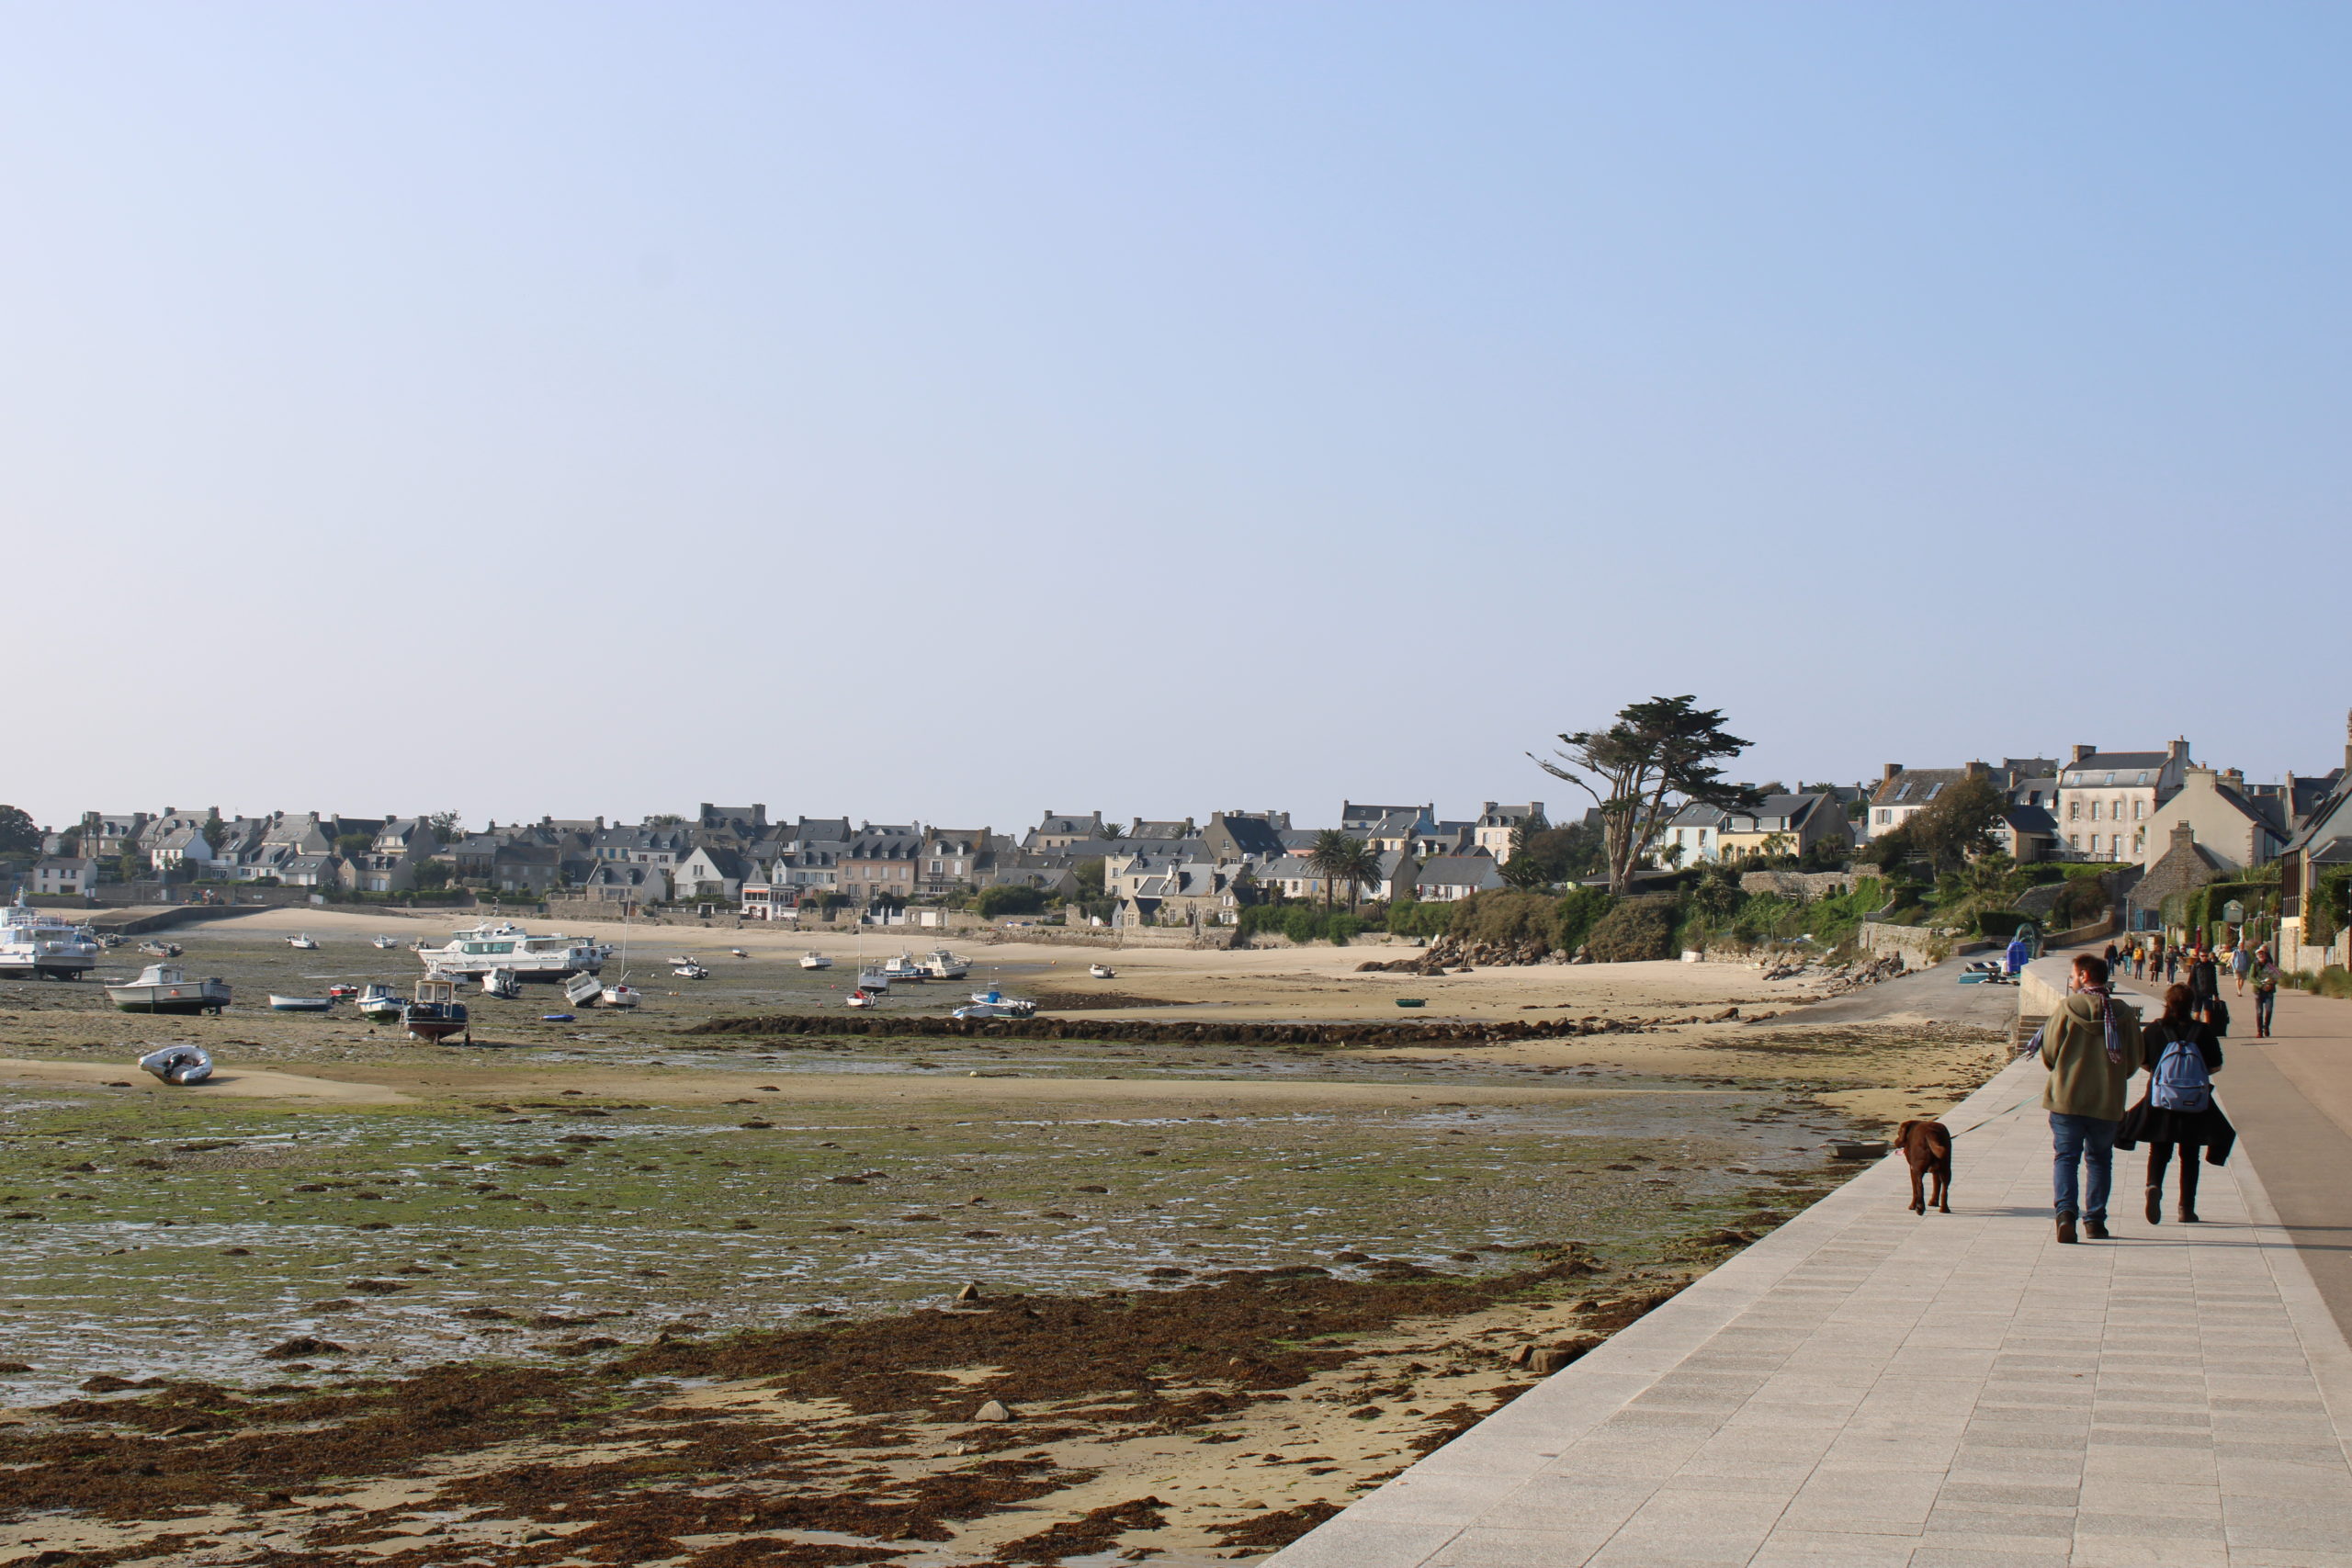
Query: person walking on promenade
2190 947 2220 1007
2040 953 2143 1244
2116 983 2234 1224
2253 947 2280 1037
2165 944 2181 984
2132 941 2148 981
2233 942 2254 996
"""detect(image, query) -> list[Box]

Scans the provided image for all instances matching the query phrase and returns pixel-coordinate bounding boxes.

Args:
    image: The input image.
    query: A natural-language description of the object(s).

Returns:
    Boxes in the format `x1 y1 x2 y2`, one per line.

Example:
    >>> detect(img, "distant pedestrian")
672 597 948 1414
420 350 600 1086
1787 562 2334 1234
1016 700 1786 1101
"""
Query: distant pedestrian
2253 948 2280 1038
2039 953 2143 1244
2233 942 2254 996
2165 946 2181 983
2116 983 2234 1224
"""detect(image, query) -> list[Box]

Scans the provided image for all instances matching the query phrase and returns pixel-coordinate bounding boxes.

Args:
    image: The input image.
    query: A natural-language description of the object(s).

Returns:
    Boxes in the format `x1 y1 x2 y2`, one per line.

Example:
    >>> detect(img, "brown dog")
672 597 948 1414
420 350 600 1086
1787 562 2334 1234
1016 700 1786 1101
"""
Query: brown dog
1895 1119 1951 1214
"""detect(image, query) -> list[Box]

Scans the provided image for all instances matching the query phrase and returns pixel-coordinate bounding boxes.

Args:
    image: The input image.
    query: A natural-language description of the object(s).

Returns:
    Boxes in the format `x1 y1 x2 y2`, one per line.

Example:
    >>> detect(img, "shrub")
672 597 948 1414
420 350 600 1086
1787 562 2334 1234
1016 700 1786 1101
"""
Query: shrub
1238 905 1365 945
1584 895 1679 963
975 885 1047 919
2317 964 2352 1000
1448 890 1569 951
1385 898 1454 938
1554 886 1613 953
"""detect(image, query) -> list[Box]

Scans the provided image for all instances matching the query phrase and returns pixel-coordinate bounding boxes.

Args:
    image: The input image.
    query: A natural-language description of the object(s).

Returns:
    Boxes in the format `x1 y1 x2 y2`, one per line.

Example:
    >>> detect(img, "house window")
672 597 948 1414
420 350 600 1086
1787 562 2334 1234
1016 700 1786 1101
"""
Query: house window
2069 801 2080 820
2133 800 2144 819
2069 834 2081 849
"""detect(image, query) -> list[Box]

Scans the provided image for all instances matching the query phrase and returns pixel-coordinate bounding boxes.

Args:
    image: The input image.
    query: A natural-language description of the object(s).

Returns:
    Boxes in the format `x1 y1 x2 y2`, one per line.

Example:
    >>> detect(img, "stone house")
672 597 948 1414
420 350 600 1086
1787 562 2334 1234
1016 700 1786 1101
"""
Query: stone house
841 828 922 905
582 863 666 908
917 829 991 897
79 813 147 863
1474 803 1547 863
2055 741 2194 862
2126 821 2230 933
149 825 218 874
2139 767 2290 874
1203 811 1290 866
1115 860 1238 927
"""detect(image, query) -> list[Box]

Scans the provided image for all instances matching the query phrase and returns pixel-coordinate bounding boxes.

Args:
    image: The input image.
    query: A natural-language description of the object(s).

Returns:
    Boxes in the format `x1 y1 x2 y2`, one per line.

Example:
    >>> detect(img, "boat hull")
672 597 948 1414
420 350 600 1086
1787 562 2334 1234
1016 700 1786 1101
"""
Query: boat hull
0 960 96 979
108 987 231 1015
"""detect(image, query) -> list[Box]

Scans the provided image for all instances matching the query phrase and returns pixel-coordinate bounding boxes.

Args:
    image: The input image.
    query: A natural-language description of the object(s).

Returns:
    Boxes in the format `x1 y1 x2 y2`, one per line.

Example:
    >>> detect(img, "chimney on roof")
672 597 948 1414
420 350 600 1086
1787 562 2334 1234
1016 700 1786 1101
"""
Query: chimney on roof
2344 706 2352 772
1965 761 1989 781
2070 745 2094 765
2222 768 2245 790
1882 763 1902 785
2172 820 2197 850
2168 738 2190 763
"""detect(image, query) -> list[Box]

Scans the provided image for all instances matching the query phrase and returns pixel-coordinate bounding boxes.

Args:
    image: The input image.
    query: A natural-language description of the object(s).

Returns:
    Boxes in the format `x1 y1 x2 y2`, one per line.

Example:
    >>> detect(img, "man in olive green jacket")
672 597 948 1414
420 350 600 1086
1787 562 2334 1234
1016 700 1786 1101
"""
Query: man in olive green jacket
2039 953 2143 1243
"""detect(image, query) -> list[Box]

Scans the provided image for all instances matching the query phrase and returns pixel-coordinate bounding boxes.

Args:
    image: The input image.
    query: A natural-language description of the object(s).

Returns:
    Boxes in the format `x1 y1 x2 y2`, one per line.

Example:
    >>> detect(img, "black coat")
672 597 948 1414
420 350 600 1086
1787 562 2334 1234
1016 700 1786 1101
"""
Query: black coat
2115 1020 2235 1162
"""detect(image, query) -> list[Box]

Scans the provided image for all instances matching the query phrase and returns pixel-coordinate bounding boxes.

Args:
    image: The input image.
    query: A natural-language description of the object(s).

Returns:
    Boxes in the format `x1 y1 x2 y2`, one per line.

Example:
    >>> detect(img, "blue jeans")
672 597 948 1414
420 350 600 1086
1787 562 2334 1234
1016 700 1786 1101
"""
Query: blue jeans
2051 1112 2118 1221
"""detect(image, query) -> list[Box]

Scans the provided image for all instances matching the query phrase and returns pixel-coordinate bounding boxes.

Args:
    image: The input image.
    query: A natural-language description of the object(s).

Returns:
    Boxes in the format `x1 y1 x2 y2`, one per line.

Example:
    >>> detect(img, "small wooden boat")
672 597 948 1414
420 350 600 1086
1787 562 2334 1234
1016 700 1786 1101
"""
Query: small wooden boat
845 987 880 1008
1089 964 1116 979
729 948 750 958
671 962 709 979
137 940 183 958
326 984 360 999
599 983 642 1009
268 994 335 1012
371 934 401 950
799 951 833 970
540 1012 574 1022
288 934 319 951
108 964 231 1015
402 976 470 1043
1394 998 1427 1008
356 983 401 1021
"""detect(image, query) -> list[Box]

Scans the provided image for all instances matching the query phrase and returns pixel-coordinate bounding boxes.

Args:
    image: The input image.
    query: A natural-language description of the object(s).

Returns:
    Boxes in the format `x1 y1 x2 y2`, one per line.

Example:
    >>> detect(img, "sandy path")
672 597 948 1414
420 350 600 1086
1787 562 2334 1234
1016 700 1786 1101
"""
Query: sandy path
0 1057 413 1103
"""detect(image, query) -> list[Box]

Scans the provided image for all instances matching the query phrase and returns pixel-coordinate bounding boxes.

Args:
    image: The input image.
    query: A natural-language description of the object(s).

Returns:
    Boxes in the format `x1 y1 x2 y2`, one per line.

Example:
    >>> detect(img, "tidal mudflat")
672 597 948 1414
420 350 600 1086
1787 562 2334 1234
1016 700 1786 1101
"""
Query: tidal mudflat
0 912 2008 1565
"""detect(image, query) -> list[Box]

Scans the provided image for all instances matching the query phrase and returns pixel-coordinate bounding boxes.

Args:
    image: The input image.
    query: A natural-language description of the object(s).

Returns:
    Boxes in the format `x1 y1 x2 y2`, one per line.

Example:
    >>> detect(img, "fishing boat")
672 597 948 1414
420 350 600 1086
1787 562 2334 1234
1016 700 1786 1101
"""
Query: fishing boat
136 940 182 959
599 982 642 1009
288 933 319 951
845 987 880 1008
880 952 928 983
107 963 232 1016
138 1043 213 1085
268 994 335 1013
371 934 401 950
857 967 892 990
356 983 402 1021
412 922 603 982
326 985 360 999
1089 964 1116 979
671 961 709 979
564 971 603 1007
401 976 470 1043
0 895 100 979
481 967 522 999
922 949 970 980
798 951 833 970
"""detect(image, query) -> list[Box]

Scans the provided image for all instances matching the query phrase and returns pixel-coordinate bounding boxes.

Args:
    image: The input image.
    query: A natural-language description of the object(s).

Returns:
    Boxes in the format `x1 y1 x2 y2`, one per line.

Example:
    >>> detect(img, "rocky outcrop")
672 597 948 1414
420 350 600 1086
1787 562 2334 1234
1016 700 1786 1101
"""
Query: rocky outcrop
682 1012 1672 1045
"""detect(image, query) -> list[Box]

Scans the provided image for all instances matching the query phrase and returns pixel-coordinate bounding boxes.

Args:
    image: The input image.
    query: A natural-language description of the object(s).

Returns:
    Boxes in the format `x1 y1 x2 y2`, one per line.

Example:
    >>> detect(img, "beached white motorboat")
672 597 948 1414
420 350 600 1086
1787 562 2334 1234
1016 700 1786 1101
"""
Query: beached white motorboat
402 976 470 1043
267 994 335 1012
139 1043 213 1085
0 895 100 980
599 982 642 1009
371 934 401 950
413 922 603 982
799 951 833 970
729 948 749 958
953 994 1036 1020
288 934 319 951
880 953 928 983
922 949 970 980
564 971 604 1007
857 967 892 990
356 983 402 1021
845 987 880 1008
671 962 708 979
1090 964 1116 979
481 967 522 999
136 940 182 959
108 963 232 1015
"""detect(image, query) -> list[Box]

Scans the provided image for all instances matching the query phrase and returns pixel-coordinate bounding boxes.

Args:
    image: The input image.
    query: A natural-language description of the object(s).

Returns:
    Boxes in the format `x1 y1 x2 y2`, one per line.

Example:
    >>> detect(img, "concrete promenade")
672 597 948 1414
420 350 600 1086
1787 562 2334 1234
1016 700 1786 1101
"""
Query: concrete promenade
1271 968 2352 1566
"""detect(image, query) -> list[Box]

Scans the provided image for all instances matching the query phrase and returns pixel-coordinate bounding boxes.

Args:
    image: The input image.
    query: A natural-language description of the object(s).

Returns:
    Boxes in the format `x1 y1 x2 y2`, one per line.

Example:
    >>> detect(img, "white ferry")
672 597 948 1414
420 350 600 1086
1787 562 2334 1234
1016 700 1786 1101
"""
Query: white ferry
413 921 603 982
0 894 100 980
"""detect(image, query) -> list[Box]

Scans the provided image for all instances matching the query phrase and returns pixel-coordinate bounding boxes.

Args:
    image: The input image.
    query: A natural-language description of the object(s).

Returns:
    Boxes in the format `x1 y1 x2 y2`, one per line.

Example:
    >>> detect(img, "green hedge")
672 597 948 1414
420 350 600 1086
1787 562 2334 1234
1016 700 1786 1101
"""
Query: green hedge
1238 905 1367 945
1585 895 1679 963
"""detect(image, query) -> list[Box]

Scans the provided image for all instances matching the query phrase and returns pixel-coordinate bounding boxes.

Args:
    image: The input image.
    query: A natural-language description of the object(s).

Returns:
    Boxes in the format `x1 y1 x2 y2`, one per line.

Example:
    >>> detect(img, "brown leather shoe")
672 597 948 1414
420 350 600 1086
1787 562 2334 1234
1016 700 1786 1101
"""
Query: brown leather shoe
2056 1215 2078 1244
2085 1219 2110 1240
2179 1208 2199 1224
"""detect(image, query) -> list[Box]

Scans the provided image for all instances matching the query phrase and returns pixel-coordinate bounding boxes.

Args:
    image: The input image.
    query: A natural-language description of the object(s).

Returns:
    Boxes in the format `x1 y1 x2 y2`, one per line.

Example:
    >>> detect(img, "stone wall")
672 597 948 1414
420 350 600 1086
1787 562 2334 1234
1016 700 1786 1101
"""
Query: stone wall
1736 870 1876 899
1854 920 1986 970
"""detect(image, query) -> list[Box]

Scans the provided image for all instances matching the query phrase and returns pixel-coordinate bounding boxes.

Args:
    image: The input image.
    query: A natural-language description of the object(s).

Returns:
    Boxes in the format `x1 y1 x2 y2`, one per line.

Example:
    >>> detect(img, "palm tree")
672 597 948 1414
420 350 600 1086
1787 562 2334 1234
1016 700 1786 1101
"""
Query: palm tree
1306 830 1383 912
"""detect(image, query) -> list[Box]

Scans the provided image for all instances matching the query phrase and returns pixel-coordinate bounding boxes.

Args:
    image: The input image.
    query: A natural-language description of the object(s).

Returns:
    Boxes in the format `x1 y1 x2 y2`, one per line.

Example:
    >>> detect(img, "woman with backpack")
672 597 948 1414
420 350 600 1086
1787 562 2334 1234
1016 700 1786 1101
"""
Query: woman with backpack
2116 983 2236 1224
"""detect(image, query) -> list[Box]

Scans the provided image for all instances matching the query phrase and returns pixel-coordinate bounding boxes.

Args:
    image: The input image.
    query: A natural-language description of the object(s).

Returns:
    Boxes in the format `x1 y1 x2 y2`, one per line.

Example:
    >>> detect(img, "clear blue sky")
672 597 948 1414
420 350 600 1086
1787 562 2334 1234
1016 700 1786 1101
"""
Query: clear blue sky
10 3 2348 831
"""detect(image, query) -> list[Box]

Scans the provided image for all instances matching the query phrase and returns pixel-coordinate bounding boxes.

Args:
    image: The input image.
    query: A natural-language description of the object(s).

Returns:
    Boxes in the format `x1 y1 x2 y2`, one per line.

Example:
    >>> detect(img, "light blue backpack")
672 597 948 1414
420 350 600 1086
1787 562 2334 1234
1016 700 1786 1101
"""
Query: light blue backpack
2152 1026 2212 1113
